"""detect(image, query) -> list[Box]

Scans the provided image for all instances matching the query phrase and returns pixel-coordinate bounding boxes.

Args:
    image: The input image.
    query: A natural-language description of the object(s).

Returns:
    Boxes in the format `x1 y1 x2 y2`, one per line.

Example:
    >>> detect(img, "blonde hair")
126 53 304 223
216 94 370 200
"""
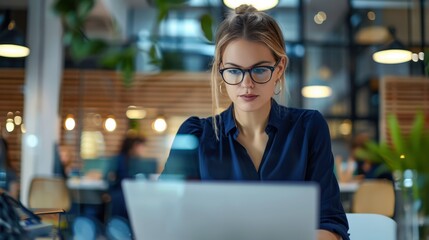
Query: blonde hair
210 4 289 139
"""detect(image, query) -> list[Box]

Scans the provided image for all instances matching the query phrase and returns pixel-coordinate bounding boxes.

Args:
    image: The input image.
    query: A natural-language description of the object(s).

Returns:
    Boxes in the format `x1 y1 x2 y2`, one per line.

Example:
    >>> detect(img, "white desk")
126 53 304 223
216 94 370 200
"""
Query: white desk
339 182 360 193
66 178 109 206
66 178 108 191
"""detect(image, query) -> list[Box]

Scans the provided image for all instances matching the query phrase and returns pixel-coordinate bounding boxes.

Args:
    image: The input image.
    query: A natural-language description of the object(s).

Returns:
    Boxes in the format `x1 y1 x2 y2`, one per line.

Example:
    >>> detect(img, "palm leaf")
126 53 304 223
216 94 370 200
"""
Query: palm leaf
387 114 406 155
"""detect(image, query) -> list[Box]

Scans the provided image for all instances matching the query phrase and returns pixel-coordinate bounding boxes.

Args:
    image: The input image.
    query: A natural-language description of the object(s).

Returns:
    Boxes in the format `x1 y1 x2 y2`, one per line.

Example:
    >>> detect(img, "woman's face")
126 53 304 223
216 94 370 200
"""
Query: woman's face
132 142 146 157
221 39 285 113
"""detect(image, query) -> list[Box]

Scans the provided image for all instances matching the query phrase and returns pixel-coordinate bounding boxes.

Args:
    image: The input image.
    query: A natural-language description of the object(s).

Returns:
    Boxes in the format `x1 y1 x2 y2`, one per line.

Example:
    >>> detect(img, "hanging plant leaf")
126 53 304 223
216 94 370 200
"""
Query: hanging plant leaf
148 44 162 66
119 55 135 88
101 50 122 69
157 7 169 24
52 0 77 15
76 0 95 19
200 13 213 42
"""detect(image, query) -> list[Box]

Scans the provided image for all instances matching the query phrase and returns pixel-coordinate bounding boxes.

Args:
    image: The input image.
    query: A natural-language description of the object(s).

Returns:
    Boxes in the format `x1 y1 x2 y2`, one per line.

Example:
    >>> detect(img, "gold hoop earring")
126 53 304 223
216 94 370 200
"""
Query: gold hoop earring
274 81 282 95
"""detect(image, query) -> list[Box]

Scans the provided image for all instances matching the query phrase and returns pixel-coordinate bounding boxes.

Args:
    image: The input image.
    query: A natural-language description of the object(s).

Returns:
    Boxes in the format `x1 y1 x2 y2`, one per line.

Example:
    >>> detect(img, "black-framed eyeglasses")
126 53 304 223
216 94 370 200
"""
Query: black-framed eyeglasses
219 60 280 85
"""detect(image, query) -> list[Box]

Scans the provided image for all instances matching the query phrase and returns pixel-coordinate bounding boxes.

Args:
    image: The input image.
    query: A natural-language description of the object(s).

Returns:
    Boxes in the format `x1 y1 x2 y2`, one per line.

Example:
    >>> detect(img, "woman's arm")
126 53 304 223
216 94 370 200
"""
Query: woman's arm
306 111 350 240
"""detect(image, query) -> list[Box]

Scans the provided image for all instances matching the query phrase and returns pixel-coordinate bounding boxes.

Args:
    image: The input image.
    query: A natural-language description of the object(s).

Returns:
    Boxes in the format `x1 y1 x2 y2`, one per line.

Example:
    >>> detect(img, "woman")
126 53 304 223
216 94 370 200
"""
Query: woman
109 135 147 220
161 5 349 240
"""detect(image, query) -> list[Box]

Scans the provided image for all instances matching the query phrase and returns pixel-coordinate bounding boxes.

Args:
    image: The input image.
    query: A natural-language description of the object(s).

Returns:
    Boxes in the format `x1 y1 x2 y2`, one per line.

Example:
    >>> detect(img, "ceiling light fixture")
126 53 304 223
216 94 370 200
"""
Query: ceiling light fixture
223 0 279 11
0 11 30 58
301 85 332 98
372 27 412 64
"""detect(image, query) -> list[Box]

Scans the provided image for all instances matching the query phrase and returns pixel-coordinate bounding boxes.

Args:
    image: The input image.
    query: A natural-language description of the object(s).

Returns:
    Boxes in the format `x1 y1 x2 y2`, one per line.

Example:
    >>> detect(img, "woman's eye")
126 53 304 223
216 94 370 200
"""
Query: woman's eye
226 69 242 75
252 67 269 75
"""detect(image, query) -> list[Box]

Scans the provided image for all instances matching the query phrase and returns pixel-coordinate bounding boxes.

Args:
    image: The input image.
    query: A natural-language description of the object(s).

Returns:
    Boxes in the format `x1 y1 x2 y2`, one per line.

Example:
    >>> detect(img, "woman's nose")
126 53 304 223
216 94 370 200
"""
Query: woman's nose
241 71 254 88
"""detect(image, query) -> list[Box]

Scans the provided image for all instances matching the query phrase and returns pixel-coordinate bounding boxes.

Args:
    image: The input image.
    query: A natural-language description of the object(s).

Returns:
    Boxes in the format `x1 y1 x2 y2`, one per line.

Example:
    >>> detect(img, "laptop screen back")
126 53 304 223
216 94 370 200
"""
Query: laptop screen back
122 180 319 240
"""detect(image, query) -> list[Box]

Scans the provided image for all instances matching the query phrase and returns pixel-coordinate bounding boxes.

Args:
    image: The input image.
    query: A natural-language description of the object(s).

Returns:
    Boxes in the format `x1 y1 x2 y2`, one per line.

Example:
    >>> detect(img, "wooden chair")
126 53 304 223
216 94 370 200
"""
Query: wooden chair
28 176 72 232
351 179 395 217
28 176 71 211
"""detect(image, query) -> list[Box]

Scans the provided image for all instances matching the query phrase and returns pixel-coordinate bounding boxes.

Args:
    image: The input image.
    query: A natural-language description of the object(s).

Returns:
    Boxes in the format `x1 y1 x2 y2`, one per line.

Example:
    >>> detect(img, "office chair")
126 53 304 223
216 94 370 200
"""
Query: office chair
351 179 395 217
346 213 396 240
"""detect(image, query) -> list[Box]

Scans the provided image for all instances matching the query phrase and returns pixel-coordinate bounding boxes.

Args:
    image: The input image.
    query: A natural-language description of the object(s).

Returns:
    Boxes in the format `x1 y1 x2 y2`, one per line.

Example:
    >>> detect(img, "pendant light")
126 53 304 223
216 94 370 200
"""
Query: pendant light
301 85 332 98
302 66 333 99
223 0 279 11
0 11 30 58
372 27 411 64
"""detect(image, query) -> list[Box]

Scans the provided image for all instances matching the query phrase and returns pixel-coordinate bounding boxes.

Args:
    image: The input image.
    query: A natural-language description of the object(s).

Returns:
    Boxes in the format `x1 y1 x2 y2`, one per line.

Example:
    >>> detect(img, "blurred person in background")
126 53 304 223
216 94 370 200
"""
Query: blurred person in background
0 137 19 199
335 133 393 183
351 133 392 181
108 134 147 220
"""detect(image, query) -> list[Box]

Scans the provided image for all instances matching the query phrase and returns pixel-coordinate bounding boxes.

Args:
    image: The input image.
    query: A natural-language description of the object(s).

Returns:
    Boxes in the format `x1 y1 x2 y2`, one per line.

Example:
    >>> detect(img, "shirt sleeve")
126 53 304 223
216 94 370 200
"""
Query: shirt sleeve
306 111 350 240
160 116 202 180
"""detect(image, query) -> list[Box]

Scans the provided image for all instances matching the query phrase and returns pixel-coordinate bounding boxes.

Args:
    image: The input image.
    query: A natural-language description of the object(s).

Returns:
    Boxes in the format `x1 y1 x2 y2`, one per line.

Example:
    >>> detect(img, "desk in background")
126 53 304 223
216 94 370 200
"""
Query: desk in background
339 181 360 212
339 182 360 193
66 178 110 223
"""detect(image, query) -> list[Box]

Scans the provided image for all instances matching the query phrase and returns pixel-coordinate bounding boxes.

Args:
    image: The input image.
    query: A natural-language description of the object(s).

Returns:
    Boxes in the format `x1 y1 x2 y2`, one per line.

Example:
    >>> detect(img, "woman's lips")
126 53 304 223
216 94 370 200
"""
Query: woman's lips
240 94 258 101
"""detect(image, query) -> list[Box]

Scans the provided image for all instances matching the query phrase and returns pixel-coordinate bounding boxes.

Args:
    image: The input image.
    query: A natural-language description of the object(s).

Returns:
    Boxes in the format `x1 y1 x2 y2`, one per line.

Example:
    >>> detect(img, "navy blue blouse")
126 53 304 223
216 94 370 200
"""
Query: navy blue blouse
162 99 349 239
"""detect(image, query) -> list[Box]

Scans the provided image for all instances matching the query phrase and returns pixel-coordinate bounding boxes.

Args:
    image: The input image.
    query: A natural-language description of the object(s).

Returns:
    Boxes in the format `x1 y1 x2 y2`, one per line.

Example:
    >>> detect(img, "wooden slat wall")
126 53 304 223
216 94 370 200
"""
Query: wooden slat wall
0 69 231 175
380 76 429 143
60 70 231 172
0 69 24 175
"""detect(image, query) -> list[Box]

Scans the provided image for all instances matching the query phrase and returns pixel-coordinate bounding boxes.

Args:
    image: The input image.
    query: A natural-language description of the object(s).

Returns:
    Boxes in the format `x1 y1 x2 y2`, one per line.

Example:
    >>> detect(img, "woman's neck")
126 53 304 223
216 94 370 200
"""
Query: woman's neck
233 101 271 136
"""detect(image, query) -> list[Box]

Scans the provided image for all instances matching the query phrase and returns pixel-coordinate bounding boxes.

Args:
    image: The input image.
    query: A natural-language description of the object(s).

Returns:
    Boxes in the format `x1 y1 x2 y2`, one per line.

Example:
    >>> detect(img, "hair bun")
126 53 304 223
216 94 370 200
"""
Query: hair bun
235 4 258 14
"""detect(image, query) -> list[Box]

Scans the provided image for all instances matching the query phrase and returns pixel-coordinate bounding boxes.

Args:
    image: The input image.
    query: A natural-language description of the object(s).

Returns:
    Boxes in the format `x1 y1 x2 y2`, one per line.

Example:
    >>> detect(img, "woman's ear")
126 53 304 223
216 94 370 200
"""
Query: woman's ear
279 57 286 72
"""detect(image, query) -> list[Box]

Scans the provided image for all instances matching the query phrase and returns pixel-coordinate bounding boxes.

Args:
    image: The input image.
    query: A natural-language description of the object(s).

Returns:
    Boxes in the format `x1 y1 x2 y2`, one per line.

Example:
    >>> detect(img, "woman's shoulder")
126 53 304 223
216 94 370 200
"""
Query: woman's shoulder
177 116 213 135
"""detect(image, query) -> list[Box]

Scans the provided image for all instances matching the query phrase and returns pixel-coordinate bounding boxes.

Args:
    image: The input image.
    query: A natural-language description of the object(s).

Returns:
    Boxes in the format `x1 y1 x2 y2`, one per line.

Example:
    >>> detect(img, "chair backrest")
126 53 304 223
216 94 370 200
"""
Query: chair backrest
28 176 71 211
352 179 395 217
346 213 396 240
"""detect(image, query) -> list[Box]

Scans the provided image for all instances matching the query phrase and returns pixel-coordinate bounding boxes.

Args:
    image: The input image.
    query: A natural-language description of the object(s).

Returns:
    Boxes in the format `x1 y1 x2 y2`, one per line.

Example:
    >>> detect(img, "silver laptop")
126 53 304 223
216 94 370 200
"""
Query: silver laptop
122 180 319 240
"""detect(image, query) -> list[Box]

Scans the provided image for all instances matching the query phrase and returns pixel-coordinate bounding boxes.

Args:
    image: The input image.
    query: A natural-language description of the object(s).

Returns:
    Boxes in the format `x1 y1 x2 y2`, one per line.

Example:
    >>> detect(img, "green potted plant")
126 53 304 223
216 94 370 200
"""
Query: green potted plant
356 112 429 239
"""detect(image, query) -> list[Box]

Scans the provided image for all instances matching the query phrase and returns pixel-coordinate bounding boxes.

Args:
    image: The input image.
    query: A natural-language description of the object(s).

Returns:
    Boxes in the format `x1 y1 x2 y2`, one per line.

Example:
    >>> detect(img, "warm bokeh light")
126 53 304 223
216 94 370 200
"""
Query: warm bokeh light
65 115 76 130
14 115 22 125
104 117 117 132
418 52 424 61
126 106 147 119
301 86 332 98
412 53 419 62
367 11 376 20
6 119 14 132
152 117 167 133
339 120 352 136
21 123 26 133
372 49 412 64
314 11 327 24
223 0 279 11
